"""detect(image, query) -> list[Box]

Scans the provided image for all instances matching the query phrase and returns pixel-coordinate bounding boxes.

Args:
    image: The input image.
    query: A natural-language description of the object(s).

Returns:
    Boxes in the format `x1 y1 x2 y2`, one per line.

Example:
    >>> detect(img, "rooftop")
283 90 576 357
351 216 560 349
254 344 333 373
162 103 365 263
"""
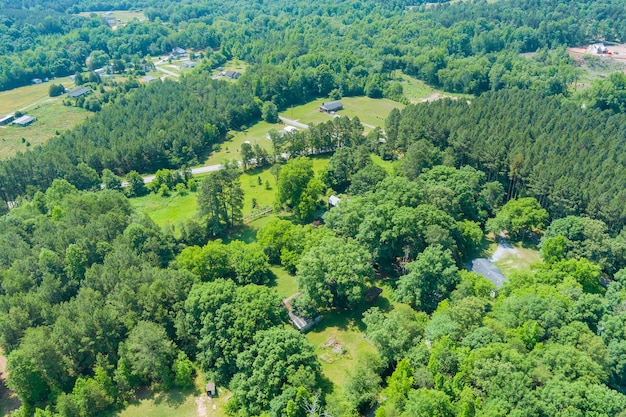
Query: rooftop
13 115 36 126
68 87 90 98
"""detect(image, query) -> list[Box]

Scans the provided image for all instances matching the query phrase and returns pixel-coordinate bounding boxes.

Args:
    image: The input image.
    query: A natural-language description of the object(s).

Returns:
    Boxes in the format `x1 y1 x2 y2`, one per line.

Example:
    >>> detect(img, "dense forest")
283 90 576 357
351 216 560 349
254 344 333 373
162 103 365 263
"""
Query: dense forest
2 0 626 416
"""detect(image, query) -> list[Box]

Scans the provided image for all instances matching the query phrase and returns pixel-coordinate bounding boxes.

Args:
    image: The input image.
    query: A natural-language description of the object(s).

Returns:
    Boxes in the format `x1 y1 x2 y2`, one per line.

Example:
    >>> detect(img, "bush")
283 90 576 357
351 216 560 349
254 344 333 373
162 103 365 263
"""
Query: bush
49 83 65 97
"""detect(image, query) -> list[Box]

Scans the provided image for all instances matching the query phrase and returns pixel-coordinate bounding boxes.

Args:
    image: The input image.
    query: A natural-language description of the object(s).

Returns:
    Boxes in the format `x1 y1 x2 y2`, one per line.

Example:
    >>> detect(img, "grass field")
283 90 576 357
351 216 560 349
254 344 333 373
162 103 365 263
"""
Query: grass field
0 76 77 114
0 104 90 159
280 96 403 129
390 72 472 103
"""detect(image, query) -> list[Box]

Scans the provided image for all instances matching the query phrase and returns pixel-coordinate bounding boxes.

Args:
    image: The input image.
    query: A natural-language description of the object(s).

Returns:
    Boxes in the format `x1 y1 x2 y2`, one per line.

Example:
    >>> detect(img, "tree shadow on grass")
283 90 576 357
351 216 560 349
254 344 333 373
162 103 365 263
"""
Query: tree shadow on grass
153 386 197 408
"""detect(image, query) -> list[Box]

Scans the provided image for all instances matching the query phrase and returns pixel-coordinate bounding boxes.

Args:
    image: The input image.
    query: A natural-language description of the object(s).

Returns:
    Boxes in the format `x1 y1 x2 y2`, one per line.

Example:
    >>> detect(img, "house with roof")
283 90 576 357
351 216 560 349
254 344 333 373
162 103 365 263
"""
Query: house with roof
169 47 187 59
181 61 197 69
68 87 90 98
265 125 299 140
283 294 321 333
0 114 14 126
220 70 242 79
328 195 341 208
93 68 106 76
13 115 36 127
141 75 157 83
319 101 343 113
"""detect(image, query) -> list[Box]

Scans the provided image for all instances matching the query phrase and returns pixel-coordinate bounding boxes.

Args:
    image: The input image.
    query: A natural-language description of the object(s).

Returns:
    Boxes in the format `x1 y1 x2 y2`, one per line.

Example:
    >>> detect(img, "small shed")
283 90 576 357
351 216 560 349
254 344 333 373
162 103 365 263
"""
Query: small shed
365 286 383 302
68 87 90 98
94 68 106 76
182 61 197 69
31 78 42 84
0 114 14 125
13 115 36 127
328 195 341 208
319 101 343 113
141 75 157 83
206 382 216 397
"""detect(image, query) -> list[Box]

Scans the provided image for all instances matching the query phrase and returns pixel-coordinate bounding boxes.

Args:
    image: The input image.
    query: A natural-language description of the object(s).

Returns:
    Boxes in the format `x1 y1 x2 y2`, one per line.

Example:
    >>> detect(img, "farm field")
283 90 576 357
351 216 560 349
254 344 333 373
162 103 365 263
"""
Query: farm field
0 76 91 160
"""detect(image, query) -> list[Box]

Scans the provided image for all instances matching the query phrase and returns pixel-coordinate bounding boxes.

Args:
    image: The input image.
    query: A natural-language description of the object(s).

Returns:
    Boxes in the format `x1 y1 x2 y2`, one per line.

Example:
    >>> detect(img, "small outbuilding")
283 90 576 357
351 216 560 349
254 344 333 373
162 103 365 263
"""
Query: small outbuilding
328 195 341 208
141 75 157 83
365 286 383 302
68 87 90 98
170 47 187 59
182 61 197 69
13 115 36 127
94 68 106 76
319 101 343 113
206 382 217 397
0 114 14 125
31 78 43 84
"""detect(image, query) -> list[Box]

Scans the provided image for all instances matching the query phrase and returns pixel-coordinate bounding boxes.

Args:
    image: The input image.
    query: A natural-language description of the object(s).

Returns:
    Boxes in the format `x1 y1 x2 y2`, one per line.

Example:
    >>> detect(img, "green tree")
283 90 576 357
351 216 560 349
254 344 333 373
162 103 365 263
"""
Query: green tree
197 164 244 236
396 245 459 313
261 101 279 123
101 169 122 191
275 157 324 220
297 236 373 310
230 327 323 416
486 197 548 241
124 171 147 197
118 321 176 388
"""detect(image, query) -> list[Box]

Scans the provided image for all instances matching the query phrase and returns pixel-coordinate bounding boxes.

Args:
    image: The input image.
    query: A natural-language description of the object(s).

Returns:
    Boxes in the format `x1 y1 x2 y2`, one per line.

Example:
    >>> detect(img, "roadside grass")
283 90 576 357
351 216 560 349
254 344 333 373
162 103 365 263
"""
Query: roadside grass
202 121 276 167
0 103 90 160
130 156 330 236
492 243 542 277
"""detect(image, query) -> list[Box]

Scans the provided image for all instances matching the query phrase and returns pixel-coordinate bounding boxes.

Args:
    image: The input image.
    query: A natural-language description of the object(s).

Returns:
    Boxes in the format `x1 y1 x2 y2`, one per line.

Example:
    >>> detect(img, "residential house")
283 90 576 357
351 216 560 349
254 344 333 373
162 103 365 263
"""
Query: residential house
181 61 197 69
221 70 242 79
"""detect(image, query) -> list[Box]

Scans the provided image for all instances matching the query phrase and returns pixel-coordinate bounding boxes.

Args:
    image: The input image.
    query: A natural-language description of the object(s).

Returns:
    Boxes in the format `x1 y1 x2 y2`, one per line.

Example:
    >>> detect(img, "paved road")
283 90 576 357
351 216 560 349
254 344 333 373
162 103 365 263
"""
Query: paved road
467 258 508 289
155 65 180 78
279 116 309 129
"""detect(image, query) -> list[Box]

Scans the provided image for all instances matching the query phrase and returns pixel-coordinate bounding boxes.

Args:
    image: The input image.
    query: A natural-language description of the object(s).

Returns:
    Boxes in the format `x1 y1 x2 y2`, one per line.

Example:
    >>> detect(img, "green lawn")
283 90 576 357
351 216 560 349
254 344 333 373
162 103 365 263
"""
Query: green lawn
0 76 77 114
114 387 198 417
129 191 198 229
338 96 404 128
271 266 299 299
492 243 542 277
